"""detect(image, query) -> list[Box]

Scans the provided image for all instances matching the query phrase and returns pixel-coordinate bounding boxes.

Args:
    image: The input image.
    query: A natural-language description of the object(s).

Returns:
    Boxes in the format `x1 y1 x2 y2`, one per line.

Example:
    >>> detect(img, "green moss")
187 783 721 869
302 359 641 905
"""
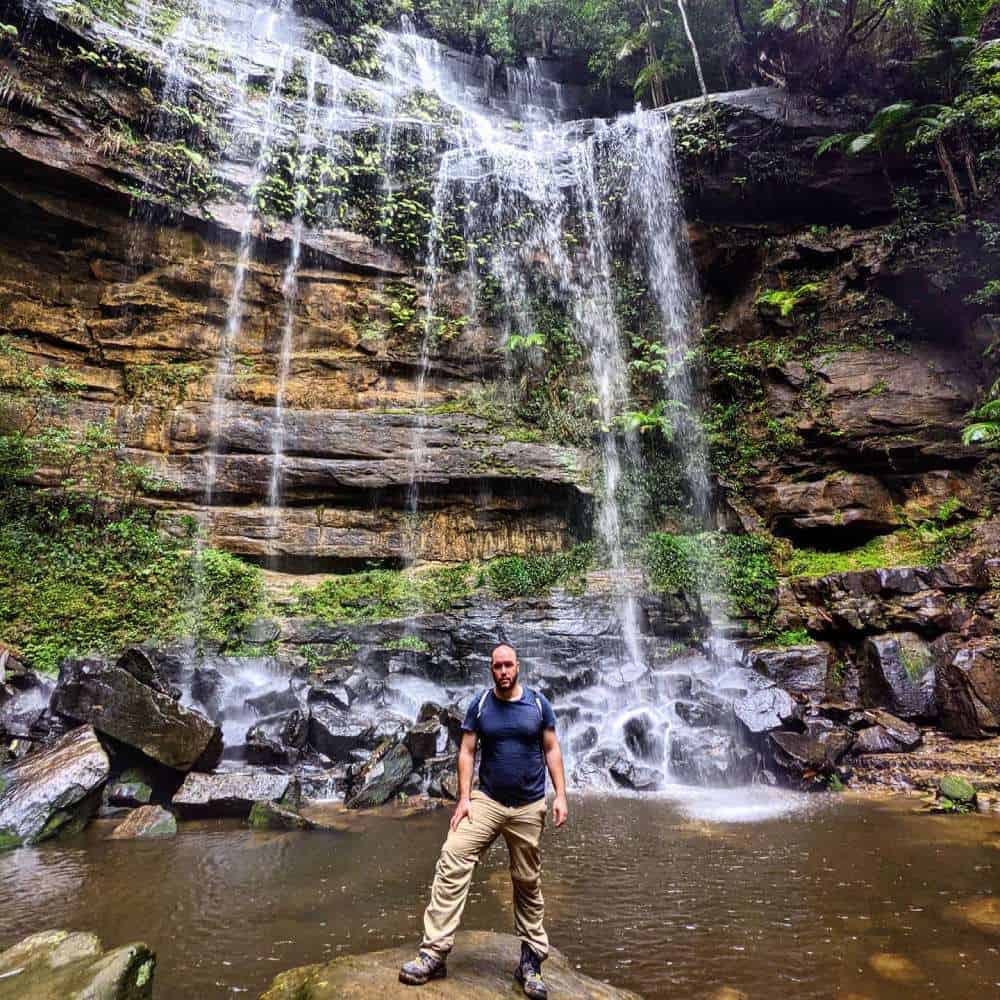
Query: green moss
939 775 976 806
643 531 778 622
755 282 823 318
0 490 266 672
293 564 473 624
122 363 204 407
485 544 594 599
771 628 812 647
0 829 22 852
382 635 431 652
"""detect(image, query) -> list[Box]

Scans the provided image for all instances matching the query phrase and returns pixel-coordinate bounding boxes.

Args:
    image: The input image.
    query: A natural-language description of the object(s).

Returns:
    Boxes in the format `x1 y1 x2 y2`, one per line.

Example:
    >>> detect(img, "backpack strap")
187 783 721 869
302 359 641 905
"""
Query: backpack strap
475 688 491 721
476 686 545 721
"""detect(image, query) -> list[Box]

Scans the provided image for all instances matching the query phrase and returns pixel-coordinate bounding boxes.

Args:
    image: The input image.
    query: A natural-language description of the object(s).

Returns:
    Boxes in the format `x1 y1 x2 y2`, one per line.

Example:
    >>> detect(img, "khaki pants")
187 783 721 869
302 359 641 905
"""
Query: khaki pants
421 789 548 960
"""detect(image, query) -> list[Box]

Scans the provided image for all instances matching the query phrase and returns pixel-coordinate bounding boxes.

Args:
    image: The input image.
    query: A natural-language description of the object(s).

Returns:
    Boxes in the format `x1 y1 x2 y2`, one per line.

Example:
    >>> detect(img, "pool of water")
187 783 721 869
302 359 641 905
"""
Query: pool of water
1 789 999 998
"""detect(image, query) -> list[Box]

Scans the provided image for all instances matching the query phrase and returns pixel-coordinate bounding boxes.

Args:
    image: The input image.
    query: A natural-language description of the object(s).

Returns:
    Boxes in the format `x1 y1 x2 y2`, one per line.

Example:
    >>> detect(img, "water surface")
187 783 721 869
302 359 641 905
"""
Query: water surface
2 791 999 998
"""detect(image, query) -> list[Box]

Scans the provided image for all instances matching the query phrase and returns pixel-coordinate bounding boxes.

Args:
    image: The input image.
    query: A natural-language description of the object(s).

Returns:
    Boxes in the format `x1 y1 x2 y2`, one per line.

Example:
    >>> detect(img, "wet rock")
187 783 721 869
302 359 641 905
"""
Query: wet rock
299 766 349 801
248 800 315 831
52 657 222 771
261 931 639 999
670 730 759 786
768 718 855 780
0 725 109 849
345 743 414 809
246 686 300 717
106 766 155 807
109 805 177 839
423 754 458 799
733 686 800 735
608 755 662 791
0 929 155 1000
569 725 599 755
441 703 466 747
190 665 225 719
308 679 352 712
245 710 308 766
850 709 922 753
749 644 830 700
933 636 1000 738
172 771 300 818
115 646 175 698
308 704 376 761
860 633 935 718
622 711 663 761
372 710 409 745
405 718 441 762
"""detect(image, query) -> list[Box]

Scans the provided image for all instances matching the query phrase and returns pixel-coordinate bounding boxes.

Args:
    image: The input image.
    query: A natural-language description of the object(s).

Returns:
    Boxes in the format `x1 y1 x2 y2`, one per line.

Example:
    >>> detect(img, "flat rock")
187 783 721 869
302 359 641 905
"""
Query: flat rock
260 931 641 999
109 804 177 839
172 771 300 818
0 929 154 999
52 658 222 771
0 725 109 849
733 686 800 735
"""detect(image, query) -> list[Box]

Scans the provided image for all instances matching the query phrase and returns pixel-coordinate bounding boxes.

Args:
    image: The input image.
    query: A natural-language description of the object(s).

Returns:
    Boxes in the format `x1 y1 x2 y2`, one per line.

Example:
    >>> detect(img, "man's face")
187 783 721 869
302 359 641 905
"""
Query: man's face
491 647 518 690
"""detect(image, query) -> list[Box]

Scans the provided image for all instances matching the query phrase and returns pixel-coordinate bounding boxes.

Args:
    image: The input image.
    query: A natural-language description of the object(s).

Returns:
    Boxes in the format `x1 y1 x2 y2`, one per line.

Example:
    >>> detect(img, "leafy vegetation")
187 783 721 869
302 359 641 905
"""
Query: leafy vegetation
485 544 594 598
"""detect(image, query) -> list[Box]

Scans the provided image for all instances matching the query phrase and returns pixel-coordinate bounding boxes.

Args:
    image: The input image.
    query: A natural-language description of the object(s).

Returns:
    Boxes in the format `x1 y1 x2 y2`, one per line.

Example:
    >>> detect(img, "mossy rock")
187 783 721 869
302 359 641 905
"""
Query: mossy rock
0 829 22 852
939 775 977 805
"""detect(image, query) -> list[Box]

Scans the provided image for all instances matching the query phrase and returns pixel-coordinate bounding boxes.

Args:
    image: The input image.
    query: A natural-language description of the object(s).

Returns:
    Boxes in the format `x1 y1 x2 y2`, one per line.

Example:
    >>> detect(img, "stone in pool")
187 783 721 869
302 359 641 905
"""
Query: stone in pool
0 929 155 999
261 931 642 998
109 805 177 839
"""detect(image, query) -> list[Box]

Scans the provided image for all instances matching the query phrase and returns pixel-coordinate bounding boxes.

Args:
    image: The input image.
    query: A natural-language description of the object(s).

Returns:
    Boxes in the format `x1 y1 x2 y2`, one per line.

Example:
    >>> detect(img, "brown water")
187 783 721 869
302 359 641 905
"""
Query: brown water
2 789 999 999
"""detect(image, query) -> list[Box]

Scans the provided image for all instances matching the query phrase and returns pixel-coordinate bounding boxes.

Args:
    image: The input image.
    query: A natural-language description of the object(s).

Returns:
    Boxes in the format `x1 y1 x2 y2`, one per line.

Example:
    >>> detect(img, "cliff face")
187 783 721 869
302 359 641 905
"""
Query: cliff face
1 7 996 578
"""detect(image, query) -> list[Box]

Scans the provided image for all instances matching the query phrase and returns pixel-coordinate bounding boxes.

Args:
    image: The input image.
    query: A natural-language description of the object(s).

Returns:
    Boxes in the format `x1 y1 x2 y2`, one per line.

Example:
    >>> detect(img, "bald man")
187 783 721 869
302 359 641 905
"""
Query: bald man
400 643 568 999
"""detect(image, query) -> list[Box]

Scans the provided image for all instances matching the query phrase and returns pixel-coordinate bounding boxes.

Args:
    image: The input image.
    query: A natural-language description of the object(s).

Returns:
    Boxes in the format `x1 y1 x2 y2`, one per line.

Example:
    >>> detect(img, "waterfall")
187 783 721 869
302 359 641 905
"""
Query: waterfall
267 51 321 540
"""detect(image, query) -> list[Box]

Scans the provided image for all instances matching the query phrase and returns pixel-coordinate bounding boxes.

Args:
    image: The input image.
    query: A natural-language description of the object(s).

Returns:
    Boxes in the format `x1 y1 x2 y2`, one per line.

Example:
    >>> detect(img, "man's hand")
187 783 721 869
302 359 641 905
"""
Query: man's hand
450 796 472 831
552 794 568 828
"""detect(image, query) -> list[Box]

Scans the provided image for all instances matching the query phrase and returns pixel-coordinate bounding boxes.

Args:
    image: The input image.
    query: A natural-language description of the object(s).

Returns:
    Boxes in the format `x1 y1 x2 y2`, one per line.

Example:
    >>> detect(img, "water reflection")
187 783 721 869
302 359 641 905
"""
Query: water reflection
1 797 998 998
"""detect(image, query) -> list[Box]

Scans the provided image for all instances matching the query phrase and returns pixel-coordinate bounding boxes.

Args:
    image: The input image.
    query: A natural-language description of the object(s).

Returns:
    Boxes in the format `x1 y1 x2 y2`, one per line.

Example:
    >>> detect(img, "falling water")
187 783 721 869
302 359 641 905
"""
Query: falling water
266 51 320 531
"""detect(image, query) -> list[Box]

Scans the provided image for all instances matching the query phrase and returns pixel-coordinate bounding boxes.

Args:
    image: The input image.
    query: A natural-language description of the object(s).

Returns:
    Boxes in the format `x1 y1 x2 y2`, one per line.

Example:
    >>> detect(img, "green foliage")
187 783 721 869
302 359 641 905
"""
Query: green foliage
382 635 432 652
0 490 265 672
507 332 547 352
643 531 778 620
771 627 812 647
122 363 204 407
293 564 473 623
963 397 1000 446
485 544 594 599
755 282 823 318
616 400 685 439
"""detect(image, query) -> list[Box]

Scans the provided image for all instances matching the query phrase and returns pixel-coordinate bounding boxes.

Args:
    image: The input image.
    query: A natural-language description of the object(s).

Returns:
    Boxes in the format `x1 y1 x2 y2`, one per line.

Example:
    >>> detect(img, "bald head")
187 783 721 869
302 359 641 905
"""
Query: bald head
490 643 518 692
491 643 517 666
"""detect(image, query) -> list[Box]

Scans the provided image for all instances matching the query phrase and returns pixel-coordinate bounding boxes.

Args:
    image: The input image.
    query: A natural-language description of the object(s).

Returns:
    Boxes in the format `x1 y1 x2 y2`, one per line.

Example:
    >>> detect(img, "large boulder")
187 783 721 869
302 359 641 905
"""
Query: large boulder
0 725 109 850
51 657 222 771
108 805 177 839
749 644 830 700
933 636 1000 738
172 771 300 818
860 633 935 719
308 704 377 761
245 710 308 766
669 730 759 786
0 930 155 1000
261 931 640 999
608 754 662 791
733 686 800 736
850 709 922 753
345 743 414 809
768 718 855 781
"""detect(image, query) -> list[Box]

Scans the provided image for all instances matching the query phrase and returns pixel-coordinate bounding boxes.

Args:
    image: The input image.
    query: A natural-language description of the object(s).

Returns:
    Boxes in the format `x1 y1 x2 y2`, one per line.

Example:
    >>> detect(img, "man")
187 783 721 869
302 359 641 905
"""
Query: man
399 642 568 999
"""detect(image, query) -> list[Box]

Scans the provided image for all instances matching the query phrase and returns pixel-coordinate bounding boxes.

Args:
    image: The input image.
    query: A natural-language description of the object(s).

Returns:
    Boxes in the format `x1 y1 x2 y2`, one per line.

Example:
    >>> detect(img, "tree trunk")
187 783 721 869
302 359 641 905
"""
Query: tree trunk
935 136 966 214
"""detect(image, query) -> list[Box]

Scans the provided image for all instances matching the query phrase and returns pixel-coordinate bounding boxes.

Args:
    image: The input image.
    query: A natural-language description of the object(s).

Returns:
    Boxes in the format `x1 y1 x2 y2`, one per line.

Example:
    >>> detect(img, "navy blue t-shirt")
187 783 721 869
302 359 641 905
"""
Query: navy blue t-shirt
462 688 557 807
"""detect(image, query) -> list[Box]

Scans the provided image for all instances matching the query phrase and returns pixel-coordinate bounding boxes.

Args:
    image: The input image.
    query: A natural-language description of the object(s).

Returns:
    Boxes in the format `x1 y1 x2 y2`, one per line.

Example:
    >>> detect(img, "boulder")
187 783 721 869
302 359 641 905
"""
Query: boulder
248 800 315 830
51 657 222 771
246 687 301 717
308 704 376 761
608 755 662 791
106 766 155 807
172 771 300 818
622 712 663 761
568 725 599 754
669 730 759 786
850 709 922 753
749 644 830 700
261 931 640 999
405 718 441 762
115 646 176 698
423 754 458 799
933 636 1000 738
733 686 800 736
861 633 935 718
190 665 225 719
345 743 414 809
245 710 308 765
768 718 855 780
0 930 155 1000
109 805 177 839
938 775 977 808
0 725 109 849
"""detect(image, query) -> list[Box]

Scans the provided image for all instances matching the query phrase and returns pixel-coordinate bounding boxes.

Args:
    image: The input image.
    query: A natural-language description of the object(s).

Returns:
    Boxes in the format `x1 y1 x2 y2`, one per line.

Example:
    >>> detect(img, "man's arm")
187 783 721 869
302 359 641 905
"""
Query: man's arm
542 728 568 827
450 730 478 831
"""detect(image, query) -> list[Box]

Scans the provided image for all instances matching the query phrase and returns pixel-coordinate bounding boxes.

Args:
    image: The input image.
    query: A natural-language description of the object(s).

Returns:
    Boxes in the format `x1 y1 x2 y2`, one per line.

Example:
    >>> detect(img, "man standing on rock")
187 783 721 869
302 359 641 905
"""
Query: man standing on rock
400 642 568 999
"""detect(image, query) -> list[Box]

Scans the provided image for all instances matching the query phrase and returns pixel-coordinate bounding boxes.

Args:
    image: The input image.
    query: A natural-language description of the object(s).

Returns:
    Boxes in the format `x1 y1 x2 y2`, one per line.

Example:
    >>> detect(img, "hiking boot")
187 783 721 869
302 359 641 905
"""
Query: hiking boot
398 951 447 986
514 942 547 999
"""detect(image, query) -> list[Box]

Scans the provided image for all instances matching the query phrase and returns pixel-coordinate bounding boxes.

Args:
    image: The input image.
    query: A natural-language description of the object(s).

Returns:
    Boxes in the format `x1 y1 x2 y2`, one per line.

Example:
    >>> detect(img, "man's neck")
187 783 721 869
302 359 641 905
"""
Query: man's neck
493 682 522 703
